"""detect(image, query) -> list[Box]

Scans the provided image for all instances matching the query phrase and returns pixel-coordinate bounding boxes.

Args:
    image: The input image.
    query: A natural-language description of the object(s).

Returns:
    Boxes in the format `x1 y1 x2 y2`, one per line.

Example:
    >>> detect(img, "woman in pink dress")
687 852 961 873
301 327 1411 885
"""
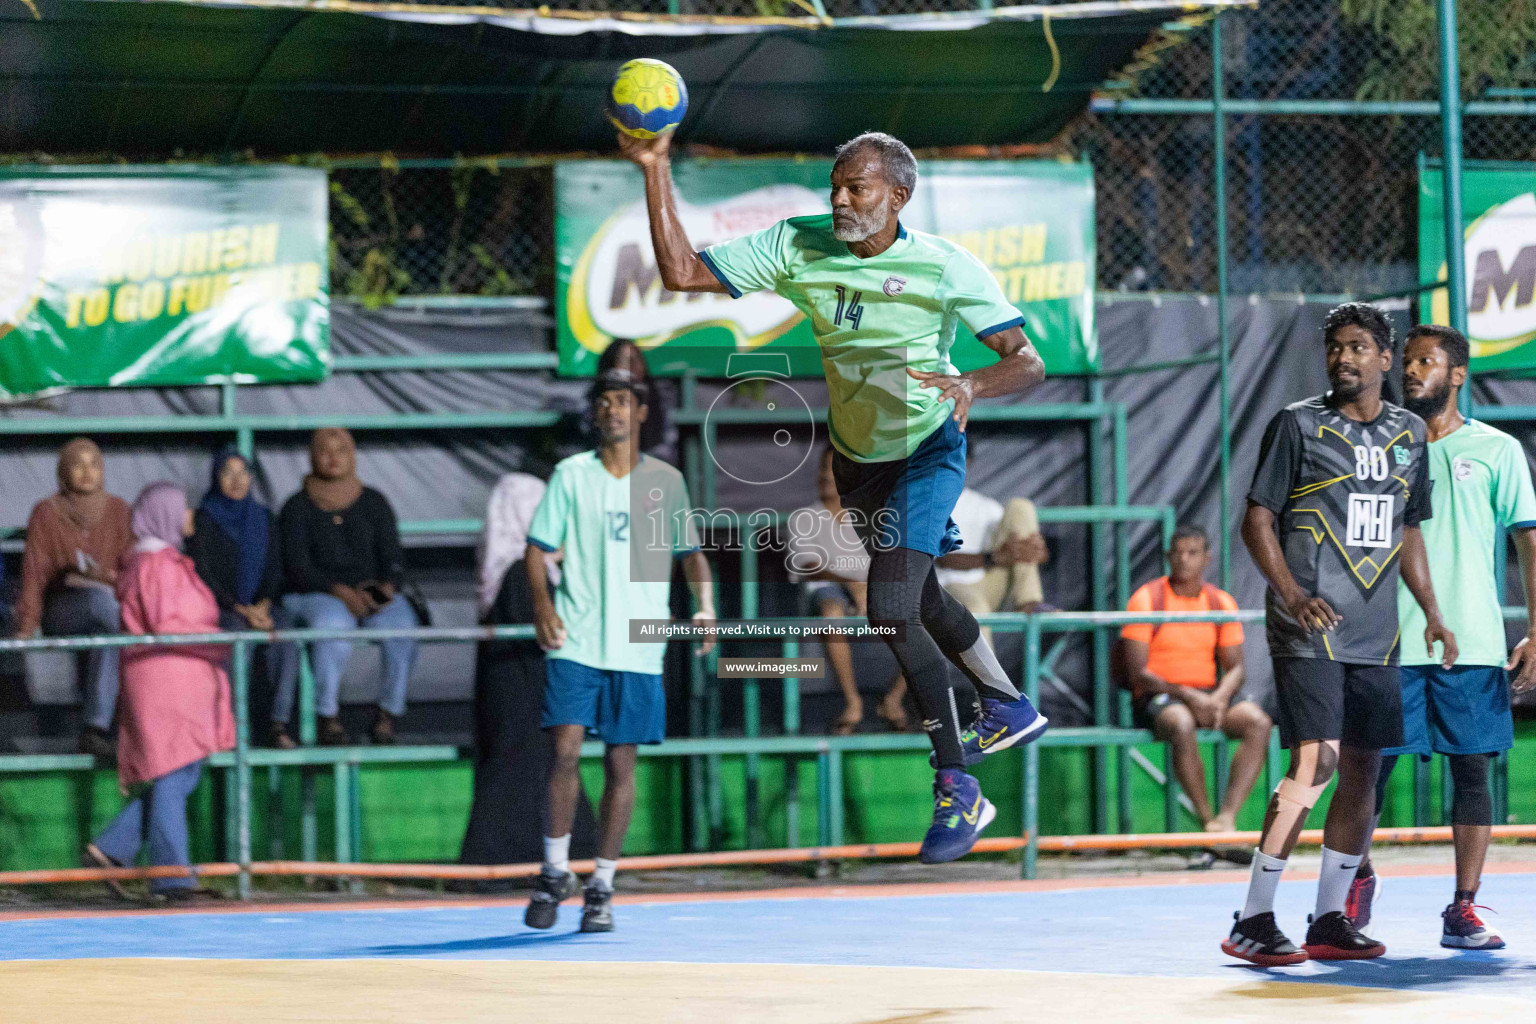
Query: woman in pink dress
84 482 235 902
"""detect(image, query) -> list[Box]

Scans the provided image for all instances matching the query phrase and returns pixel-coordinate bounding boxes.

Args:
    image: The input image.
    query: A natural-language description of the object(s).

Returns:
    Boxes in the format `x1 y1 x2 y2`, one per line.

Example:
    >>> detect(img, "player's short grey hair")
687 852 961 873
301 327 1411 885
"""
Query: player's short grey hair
834 132 918 195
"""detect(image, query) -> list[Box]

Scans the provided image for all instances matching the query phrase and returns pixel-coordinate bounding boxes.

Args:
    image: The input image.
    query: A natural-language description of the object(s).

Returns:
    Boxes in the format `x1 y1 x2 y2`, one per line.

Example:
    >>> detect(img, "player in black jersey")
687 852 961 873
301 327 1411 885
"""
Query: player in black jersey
1222 303 1458 966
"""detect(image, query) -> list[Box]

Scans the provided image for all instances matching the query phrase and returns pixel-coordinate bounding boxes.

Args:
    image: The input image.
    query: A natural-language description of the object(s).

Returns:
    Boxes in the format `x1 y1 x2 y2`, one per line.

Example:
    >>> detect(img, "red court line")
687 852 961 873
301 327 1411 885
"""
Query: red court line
3 860 1532 924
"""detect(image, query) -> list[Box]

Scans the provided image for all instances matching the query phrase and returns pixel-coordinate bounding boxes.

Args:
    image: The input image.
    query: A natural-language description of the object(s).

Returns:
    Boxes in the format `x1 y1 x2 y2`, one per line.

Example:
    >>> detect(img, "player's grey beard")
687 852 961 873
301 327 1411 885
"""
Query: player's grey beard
1404 381 1453 420
832 208 887 242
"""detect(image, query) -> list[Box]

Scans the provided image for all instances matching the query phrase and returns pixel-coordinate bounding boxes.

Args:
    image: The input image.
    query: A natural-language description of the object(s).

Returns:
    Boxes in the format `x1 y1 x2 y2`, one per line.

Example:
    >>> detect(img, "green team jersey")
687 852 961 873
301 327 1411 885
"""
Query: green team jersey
700 216 1023 463
1398 419 1536 667
527 451 700 675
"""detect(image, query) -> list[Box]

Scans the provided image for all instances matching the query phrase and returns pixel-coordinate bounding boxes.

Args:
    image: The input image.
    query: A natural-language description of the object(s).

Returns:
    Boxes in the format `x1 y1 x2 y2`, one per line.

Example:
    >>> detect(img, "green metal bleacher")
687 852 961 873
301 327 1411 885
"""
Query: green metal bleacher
1 346 1514 893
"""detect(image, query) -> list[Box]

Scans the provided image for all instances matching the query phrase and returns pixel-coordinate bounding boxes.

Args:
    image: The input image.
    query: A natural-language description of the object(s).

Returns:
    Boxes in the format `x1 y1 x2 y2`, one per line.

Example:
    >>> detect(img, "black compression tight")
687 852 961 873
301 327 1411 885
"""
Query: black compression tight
1374 752 1493 826
866 547 1015 770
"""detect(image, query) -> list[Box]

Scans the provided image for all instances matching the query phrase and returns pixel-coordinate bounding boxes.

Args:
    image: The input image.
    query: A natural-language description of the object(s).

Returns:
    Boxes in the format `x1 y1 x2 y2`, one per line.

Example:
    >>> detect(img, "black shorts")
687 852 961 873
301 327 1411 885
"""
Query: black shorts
1272 658 1403 750
1131 690 1265 731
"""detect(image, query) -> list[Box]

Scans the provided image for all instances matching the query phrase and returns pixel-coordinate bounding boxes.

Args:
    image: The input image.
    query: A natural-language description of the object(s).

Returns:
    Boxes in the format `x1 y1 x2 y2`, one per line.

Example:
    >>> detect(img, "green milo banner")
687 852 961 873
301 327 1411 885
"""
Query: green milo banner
0 165 329 397
1420 164 1536 372
556 159 1095 376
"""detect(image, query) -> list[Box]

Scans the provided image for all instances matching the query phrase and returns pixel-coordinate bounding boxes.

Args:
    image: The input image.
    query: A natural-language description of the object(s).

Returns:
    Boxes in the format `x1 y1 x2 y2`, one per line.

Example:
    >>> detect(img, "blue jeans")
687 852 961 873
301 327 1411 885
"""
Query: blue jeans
282 593 418 717
219 608 302 726
42 585 120 732
93 759 204 893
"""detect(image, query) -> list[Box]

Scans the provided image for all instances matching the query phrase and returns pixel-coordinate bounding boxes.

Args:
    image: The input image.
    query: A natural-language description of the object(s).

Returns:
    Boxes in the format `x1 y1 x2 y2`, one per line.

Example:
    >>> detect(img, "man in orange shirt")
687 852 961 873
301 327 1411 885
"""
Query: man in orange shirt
1122 526 1272 832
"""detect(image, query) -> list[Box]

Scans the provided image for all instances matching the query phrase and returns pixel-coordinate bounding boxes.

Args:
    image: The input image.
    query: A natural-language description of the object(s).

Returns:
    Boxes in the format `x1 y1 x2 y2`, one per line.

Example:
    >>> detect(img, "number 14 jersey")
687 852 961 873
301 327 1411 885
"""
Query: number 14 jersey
1247 395 1432 665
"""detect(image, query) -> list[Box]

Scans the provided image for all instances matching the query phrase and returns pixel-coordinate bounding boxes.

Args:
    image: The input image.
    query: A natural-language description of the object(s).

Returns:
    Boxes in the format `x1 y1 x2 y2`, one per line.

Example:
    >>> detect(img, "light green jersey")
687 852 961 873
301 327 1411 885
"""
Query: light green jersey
701 216 1022 463
527 451 700 675
1398 419 1536 667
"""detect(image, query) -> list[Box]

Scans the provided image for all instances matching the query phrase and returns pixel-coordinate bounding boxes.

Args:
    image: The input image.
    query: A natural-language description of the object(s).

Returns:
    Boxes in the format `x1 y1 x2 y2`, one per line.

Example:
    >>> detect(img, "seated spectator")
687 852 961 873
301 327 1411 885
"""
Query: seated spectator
596 339 677 466
459 472 597 873
1121 525 1271 833
188 447 299 750
84 482 233 903
790 447 908 734
280 429 417 747
13 438 132 757
934 444 1051 639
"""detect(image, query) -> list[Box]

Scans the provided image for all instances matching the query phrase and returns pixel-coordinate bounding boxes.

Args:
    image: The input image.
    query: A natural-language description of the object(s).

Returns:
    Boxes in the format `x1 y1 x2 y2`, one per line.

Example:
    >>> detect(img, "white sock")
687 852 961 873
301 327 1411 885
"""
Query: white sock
1315 846 1362 919
542 834 571 875
1241 850 1287 920
591 857 618 891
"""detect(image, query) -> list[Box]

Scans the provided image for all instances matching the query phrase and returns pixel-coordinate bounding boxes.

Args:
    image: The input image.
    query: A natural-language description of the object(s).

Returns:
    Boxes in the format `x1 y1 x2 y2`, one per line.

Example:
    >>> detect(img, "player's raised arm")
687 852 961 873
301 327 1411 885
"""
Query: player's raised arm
616 132 729 295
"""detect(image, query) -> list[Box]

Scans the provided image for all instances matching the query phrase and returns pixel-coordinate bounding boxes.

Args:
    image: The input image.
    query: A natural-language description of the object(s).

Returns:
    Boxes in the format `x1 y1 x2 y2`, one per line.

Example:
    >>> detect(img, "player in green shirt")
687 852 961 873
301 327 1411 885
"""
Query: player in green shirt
523 369 716 933
619 128 1048 864
1347 325 1536 950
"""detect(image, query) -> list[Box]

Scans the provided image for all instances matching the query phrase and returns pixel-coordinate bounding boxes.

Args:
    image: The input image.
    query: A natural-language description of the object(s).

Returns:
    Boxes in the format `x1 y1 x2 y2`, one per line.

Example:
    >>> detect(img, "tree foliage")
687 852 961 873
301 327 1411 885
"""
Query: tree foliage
1340 0 1536 100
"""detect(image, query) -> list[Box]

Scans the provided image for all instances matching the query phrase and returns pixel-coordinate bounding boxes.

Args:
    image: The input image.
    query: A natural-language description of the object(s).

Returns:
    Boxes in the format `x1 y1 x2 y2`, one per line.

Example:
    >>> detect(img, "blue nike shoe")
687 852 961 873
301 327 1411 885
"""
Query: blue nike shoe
918 768 996 864
929 695 1049 768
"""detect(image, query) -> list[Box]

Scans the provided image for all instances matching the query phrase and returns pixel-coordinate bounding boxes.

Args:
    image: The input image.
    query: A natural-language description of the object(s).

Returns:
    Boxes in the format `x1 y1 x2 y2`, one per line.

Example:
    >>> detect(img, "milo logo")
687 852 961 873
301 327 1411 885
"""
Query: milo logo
0 189 45 342
1433 191 1536 359
566 184 827 353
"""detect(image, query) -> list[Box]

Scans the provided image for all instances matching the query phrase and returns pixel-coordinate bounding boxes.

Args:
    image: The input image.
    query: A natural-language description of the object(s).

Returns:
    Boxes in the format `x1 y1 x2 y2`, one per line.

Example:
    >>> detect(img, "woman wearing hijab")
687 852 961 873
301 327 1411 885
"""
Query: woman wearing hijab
459 472 597 873
188 447 300 749
83 482 234 903
13 438 132 757
279 428 417 746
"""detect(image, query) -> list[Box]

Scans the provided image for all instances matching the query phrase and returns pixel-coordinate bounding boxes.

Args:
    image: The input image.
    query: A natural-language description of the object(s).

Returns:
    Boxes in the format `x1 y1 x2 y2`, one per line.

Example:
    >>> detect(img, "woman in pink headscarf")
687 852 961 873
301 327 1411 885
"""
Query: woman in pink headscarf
84 482 234 903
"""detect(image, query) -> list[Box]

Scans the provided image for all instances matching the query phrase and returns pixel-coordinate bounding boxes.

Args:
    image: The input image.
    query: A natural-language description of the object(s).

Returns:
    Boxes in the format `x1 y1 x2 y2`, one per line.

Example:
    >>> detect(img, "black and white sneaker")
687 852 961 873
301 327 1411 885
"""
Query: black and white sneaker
579 884 614 933
1221 911 1308 966
523 869 579 930
1304 910 1386 960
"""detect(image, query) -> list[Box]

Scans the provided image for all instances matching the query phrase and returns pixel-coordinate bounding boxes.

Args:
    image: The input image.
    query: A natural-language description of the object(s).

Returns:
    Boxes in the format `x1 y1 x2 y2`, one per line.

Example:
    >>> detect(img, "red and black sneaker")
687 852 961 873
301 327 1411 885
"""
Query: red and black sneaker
1304 910 1386 960
1344 872 1378 930
1221 911 1309 966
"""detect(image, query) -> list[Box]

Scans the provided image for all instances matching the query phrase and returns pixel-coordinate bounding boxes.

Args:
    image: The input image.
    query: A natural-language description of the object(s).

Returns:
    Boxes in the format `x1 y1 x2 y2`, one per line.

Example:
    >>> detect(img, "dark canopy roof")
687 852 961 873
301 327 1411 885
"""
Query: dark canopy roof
1 0 1221 157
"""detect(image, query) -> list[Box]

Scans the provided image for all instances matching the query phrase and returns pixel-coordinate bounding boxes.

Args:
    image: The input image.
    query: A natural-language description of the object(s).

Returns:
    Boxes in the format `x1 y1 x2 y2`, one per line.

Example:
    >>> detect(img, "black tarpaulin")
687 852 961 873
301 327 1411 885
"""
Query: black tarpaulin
0 0 1226 156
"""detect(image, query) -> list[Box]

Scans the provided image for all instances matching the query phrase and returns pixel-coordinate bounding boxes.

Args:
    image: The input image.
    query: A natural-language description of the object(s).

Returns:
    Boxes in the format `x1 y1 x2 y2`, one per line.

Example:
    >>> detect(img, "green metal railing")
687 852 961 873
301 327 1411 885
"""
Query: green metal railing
6 606 1514 890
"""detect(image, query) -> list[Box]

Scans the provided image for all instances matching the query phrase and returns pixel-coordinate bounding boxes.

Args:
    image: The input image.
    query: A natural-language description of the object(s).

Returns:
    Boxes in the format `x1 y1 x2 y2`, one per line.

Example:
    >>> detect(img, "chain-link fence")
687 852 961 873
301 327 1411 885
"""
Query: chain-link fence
325 0 1536 302
328 164 553 301
1080 0 1536 295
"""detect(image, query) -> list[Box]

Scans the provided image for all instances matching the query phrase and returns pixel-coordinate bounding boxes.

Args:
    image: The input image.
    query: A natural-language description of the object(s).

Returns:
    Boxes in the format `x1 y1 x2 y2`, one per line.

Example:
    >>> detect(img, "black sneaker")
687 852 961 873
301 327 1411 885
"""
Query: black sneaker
579 884 614 933
1304 910 1386 960
523 869 579 930
1221 911 1308 966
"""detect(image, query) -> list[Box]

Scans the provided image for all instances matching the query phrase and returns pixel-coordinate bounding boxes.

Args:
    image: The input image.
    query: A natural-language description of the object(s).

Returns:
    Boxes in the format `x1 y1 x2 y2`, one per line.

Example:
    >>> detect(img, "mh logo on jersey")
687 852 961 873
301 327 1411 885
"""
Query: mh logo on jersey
1346 493 1394 548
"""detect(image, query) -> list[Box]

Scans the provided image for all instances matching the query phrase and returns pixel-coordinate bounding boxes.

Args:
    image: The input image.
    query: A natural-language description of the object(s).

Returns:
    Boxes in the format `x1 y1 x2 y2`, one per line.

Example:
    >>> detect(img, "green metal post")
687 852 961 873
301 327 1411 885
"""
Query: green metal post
816 750 832 847
1413 756 1431 826
1112 406 1130 606
233 640 251 899
268 766 283 859
783 639 801 735
334 763 352 862
742 531 761 848
827 749 844 846
702 419 718 512
1162 744 1179 832
1022 615 1041 879
298 648 317 746
1087 381 1112 835
784 638 801 848
1437 0 1472 418
1213 11 1233 589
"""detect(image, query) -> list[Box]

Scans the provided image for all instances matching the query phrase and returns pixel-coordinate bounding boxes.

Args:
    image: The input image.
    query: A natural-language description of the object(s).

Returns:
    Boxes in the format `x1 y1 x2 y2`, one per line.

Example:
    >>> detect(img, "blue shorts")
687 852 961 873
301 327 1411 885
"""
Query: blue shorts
542 658 666 746
1383 665 1513 757
831 416 966 558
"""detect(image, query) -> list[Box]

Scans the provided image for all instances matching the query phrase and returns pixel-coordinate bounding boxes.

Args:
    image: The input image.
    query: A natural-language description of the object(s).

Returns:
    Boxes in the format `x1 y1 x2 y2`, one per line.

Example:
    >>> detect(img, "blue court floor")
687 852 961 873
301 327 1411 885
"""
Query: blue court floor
4 867 1534 1021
